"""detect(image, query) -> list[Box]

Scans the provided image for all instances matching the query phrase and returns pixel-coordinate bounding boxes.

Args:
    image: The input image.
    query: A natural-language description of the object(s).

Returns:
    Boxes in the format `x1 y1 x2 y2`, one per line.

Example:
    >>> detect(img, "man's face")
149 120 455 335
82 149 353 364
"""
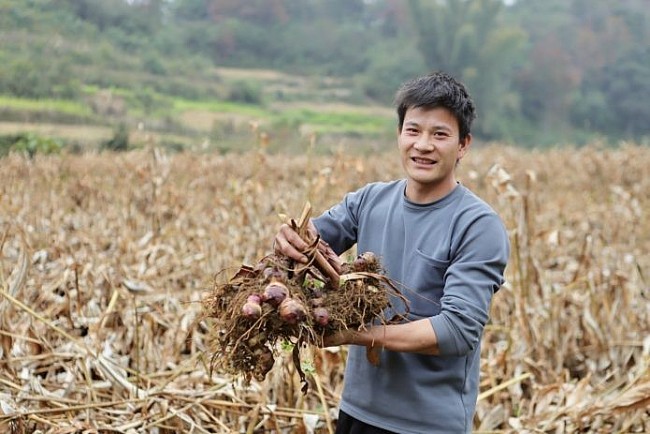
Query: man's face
397 106 471 203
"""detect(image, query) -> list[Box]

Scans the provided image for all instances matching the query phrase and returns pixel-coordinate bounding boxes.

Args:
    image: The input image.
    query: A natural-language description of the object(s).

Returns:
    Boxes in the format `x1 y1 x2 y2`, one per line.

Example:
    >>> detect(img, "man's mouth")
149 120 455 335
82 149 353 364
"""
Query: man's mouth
411 157 436 165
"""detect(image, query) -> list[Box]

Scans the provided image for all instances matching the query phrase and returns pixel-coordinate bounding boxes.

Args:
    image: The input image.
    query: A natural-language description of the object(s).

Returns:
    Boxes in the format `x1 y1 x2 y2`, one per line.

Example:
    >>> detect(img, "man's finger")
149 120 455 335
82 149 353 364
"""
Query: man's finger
274 232 309 263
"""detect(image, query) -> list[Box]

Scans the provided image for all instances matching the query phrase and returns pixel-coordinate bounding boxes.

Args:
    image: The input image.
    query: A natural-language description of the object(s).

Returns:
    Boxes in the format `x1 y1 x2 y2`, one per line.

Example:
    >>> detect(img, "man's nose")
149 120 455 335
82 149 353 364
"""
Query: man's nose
413 135 434 151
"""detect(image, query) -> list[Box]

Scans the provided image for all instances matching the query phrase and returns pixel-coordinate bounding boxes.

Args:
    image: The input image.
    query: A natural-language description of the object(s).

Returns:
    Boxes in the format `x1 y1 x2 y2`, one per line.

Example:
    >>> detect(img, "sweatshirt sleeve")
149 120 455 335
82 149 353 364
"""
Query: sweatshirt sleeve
312 187 366 255
429 212 510 357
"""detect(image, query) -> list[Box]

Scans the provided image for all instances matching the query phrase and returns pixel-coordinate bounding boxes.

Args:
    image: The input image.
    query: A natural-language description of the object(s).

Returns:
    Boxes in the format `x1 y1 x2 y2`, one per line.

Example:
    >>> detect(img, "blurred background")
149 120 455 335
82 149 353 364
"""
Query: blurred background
1 0 648 155
1 2 649 432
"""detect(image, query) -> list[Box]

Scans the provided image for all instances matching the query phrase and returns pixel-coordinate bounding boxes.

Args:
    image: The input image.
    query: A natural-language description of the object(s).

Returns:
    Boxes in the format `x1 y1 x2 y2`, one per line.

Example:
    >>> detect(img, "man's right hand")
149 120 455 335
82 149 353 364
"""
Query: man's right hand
273 220 342 274
273 221 316 264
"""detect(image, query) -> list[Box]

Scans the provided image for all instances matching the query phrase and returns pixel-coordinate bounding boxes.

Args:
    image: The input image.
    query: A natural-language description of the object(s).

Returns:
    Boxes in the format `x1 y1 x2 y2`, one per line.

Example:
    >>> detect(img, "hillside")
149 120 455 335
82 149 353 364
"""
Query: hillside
0 0 649 152
0 64 396 154
0 1 400 153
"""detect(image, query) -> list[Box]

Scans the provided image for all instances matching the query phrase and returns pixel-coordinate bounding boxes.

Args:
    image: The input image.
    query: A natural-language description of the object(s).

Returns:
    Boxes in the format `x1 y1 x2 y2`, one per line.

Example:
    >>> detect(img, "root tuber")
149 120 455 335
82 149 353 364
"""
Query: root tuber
278 297 307 325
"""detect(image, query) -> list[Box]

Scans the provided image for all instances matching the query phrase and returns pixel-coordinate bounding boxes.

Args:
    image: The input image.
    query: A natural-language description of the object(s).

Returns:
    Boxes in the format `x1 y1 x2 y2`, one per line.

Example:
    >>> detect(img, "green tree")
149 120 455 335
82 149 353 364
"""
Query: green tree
409 0 526 139
573 45 650 138
360 40 427 104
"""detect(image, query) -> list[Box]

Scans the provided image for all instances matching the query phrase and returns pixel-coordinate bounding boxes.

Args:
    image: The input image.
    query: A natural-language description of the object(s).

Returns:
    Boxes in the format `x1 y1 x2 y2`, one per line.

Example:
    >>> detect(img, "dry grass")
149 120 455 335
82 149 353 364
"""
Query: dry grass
0 144 648 433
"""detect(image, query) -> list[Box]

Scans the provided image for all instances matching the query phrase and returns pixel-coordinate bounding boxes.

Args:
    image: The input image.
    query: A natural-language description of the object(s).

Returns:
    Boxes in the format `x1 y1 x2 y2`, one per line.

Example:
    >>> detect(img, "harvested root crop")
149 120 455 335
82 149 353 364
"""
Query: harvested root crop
202 206 407 391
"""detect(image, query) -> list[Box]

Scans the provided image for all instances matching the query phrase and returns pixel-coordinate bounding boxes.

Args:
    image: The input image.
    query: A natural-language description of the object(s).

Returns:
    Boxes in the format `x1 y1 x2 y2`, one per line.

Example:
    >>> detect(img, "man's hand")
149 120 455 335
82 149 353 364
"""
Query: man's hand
273 220 342 273
321 328 382 366
321 328 359 347
273 222 313 264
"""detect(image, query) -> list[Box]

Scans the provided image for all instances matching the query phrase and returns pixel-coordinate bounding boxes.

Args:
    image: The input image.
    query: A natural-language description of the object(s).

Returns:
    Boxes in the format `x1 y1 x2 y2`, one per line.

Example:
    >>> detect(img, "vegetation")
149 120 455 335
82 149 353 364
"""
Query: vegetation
0 144 648 431
0 132 62 157
100 123 130 152
0 0 648 147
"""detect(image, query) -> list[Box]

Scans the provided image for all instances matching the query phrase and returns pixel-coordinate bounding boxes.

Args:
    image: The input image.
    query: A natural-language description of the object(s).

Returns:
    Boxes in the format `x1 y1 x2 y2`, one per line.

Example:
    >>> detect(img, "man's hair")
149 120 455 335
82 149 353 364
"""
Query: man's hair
394 71 476 140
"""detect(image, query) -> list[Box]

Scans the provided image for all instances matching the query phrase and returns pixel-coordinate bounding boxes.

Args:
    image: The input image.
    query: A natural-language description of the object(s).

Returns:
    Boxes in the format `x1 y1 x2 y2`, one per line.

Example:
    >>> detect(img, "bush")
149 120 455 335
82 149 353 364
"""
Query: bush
100 123 129 151
0 55 81 99
359 41 427 104
227 80 263 105
0 135 16 156
142 53 167 76
0 133 63 157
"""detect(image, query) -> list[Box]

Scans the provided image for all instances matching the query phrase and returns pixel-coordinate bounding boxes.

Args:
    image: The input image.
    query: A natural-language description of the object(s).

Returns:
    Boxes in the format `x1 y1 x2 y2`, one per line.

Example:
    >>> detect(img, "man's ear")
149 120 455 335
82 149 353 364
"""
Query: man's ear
457 133 472 162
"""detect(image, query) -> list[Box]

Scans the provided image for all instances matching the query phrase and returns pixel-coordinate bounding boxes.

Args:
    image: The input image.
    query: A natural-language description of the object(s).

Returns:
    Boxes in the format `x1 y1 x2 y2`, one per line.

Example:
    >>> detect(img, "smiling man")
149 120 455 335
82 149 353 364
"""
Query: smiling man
274 71 510 433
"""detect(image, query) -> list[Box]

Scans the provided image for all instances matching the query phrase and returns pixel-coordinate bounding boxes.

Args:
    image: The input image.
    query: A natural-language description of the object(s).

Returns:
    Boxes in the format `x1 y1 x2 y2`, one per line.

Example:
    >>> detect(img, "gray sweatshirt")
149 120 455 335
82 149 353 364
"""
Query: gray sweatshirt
313 180 510 433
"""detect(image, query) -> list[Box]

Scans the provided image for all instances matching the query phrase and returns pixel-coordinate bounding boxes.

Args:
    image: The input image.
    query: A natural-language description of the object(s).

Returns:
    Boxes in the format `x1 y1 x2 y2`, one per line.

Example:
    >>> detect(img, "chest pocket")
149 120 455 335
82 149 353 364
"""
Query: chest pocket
403 249 450 319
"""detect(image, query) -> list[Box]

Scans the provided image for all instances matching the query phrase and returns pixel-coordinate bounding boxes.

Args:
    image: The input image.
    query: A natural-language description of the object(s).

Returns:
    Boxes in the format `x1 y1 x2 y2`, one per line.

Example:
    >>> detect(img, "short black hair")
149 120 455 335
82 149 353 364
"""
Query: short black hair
394 71 476 140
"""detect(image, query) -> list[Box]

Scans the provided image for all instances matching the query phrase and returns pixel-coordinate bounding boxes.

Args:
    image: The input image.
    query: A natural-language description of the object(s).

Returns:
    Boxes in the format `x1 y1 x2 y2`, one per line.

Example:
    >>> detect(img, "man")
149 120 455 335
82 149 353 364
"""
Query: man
274 72 510 433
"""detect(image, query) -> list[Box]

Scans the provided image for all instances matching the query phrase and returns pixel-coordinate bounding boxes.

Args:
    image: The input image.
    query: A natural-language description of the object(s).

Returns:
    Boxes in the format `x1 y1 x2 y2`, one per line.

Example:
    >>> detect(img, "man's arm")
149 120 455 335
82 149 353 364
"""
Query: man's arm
323 319 441 356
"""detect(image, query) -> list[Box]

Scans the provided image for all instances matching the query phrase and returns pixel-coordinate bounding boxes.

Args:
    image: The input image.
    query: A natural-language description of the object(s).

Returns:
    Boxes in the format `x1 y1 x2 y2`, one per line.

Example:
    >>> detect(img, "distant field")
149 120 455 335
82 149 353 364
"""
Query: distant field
0 96 92 117
0 121 201 151
215 66 303 82
0 65 395 149
0 97 395 154
0 122 112 142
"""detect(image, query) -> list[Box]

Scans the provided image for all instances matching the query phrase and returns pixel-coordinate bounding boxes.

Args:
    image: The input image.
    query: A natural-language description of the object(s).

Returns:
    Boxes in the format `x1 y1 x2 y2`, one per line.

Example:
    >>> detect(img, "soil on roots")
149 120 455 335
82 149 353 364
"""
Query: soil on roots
202 251 407 389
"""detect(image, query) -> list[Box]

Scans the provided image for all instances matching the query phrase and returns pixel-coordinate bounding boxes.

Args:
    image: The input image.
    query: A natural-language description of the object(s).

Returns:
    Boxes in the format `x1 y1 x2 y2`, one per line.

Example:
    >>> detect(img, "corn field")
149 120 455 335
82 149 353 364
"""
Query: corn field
0 144 648 433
